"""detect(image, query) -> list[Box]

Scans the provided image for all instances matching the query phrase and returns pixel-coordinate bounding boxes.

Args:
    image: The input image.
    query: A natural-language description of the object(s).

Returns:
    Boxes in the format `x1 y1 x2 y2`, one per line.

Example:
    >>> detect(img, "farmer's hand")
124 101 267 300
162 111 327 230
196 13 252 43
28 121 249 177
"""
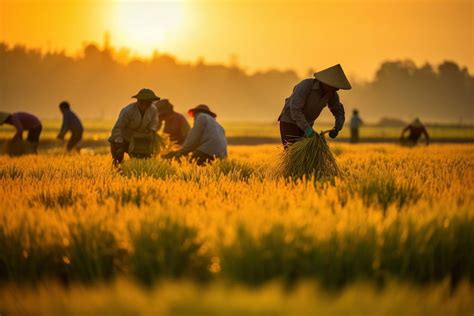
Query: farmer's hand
304 127 315 138
328 129 339 139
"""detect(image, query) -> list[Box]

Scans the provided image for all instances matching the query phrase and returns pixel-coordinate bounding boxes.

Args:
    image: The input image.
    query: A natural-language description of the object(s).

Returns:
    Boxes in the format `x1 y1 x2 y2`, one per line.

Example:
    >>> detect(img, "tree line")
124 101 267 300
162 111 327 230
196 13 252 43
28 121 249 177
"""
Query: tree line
1 42 472 123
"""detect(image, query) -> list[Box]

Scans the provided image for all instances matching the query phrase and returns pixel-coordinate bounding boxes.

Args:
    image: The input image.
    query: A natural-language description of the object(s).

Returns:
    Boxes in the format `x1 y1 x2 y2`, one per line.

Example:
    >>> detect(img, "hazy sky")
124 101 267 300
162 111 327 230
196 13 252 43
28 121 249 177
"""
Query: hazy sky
1 0 473 80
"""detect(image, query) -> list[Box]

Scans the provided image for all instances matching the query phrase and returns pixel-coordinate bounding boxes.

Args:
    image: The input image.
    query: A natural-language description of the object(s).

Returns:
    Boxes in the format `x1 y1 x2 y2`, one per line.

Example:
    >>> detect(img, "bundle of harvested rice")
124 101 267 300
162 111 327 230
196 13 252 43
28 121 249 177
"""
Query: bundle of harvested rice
279 132 340 179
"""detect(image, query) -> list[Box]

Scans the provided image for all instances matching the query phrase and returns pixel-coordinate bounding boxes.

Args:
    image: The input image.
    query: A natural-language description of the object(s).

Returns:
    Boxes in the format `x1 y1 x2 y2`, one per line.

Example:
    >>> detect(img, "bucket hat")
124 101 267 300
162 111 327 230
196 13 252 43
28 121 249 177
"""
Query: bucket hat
132 88 160 101
188 104 217 118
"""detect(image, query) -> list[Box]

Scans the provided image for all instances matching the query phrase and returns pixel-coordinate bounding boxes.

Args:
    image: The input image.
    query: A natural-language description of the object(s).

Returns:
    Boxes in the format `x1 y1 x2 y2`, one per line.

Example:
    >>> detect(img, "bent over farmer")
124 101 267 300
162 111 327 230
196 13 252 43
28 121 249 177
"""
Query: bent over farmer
156 99 190 145
278 64 351 148
400 118 430 146
57 101 84 151
108 88 160 164
0 111 42 154
164 105 227 165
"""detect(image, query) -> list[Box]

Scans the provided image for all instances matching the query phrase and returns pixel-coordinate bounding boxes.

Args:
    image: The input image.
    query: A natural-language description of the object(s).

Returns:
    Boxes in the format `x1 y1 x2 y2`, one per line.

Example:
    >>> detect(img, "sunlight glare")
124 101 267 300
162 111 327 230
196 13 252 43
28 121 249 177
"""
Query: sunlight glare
111 1 185 56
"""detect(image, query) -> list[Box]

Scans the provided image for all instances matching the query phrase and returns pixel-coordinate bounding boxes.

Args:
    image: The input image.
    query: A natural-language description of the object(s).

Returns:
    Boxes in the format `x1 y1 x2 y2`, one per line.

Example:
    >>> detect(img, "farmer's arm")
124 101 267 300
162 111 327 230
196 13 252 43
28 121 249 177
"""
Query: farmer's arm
57 113 70 139
328 93 345 131
422 127 430 145
400 126 409 139
8 114 24 139
179 115 206 155
111 108 129 143
289 80 312 131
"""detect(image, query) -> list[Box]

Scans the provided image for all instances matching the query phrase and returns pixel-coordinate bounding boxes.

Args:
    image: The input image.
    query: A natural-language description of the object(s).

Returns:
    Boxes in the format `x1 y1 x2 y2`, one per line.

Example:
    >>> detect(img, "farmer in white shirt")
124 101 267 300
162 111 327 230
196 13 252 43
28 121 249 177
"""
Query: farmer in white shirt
164 104 227 165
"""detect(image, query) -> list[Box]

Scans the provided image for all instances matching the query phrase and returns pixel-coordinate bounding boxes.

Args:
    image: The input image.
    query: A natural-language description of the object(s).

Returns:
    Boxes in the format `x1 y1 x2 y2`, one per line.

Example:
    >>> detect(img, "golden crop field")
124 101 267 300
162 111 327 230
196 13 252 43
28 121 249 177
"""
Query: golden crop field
1 121 473 142
0 144 473 315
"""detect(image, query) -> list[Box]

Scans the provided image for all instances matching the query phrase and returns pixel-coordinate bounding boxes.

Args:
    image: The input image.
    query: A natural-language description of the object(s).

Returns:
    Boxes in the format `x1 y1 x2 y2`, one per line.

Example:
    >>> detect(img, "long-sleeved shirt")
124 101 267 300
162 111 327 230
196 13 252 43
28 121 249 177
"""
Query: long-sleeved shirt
178 112 227 158
278 78 345 132
159 111 190 145
58 109 83 138
403 124 430 142
4 112 41 139
108 102 160 143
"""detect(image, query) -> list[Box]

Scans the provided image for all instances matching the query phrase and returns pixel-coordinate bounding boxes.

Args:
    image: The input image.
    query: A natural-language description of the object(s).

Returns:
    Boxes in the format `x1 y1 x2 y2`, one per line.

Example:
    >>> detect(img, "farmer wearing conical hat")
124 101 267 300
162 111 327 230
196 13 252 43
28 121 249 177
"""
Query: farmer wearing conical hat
400 118 430 146
0 111 42 154
163 104 227 165
108 88 160 164
156 99 190 145
278 64 351 147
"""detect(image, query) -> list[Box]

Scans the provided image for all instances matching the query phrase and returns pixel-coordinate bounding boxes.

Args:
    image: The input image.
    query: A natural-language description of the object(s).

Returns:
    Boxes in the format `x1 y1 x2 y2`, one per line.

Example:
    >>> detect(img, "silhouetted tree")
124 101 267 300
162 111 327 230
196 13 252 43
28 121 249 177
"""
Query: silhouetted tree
0 42 472 123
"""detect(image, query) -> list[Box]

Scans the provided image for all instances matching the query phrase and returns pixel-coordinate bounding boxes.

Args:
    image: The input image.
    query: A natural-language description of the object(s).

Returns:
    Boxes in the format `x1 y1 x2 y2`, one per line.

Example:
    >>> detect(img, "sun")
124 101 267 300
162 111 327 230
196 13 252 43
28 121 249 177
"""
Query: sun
110 1 185 56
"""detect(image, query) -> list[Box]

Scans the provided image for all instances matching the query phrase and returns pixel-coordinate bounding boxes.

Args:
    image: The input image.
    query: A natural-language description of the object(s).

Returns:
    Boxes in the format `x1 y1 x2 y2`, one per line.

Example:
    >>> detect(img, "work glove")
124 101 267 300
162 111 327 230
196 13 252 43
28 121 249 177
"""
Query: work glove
304 127 315 138
328 129 339 139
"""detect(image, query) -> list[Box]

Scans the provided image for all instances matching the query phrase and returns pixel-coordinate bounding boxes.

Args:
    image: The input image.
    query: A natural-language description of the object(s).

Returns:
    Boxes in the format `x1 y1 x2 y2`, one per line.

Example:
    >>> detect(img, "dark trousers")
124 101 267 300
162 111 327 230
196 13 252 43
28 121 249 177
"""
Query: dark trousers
27 125 42 143
67 130 83 151
191 150 215 166
110 142 130 164
350 128 359 143
26 124 42 154
279 121 304 148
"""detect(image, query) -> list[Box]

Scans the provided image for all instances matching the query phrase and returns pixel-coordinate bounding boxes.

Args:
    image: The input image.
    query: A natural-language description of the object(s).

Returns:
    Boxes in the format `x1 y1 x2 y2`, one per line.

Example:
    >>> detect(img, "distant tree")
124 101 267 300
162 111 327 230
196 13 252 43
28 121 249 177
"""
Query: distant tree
0 41 472 122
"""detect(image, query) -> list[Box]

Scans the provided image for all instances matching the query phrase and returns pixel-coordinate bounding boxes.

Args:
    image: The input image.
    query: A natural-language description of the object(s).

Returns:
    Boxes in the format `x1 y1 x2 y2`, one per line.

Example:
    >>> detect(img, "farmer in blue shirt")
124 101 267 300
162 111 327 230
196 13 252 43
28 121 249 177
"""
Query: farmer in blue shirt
57 101 84 151
278 64 351 148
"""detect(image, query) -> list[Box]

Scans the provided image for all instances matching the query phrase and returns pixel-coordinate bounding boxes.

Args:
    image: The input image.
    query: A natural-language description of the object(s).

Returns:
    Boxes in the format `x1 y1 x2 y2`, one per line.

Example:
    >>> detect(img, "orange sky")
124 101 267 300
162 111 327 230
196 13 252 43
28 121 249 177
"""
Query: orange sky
1 0 473 80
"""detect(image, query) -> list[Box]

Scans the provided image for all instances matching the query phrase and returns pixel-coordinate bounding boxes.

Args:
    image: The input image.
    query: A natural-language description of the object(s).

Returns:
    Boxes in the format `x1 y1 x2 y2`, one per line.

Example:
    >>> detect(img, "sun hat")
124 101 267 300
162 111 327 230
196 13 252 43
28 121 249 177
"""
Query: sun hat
0 112 11 124
314 64 352 90
131 88 160 101
188 104 217 118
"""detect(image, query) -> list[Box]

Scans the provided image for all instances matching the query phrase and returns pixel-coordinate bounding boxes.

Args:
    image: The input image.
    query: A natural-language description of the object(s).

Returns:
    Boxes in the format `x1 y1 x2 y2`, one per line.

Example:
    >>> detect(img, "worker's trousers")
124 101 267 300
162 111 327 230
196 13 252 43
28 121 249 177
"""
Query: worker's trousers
279 121 304 148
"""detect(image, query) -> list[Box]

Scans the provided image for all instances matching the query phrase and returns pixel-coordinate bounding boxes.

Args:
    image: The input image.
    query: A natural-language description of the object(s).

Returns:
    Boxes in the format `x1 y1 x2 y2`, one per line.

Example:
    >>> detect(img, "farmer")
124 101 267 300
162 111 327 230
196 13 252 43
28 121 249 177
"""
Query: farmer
156 99 190 145
350 109 363 143
57 101 84 151
164 104 227 165
0 111 42 154
278 64 351 148
108 88 160 164
400 118 430 146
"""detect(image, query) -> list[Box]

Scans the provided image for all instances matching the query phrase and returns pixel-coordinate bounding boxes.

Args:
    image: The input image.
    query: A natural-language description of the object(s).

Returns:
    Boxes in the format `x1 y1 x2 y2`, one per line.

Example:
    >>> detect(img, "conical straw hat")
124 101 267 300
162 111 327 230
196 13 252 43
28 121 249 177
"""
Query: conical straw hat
314 64 352 90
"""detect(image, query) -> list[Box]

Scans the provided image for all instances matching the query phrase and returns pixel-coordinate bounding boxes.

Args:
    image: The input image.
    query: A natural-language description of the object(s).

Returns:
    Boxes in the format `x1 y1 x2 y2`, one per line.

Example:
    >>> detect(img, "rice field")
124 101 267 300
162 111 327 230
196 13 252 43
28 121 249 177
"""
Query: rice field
0 143 473 314
1 120 473 142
